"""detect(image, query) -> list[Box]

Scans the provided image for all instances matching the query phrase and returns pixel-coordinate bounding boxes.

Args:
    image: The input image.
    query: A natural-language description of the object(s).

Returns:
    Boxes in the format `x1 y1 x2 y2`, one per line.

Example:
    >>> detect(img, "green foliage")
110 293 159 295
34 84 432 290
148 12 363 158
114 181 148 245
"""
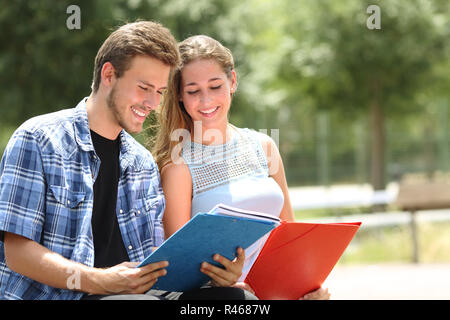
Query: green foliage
0 1 106 123
241 0 450 186
0 0 449 187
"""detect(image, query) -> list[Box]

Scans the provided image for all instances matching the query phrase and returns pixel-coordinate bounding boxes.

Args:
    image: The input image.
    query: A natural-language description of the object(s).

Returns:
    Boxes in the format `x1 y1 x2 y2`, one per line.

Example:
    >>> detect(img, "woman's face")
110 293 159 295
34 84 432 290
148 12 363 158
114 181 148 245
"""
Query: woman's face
179 59 236 135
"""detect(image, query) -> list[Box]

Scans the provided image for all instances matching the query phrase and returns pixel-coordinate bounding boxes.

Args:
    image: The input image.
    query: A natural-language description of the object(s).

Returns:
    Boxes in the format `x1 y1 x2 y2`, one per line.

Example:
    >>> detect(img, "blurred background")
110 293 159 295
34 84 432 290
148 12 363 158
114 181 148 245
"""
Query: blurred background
0 0 449 299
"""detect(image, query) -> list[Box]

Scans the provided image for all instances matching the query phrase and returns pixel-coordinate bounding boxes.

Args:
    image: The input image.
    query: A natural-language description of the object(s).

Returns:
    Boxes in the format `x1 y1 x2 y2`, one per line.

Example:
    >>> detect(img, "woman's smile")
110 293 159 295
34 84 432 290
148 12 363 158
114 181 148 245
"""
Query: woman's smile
198 106 220 117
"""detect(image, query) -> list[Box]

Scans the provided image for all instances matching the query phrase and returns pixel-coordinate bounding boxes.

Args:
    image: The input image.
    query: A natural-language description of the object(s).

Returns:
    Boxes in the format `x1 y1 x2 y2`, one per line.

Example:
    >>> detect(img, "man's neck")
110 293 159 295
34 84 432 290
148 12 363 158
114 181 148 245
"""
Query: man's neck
86 92 122 140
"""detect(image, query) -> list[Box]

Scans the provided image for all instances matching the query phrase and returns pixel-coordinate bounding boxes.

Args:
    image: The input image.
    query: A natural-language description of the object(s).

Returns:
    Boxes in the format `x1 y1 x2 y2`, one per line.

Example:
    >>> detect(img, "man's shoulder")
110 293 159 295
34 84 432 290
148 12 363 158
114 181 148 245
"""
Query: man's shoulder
120 131 156 169
14 107 79 157
18 108 75 137
121 131 151 155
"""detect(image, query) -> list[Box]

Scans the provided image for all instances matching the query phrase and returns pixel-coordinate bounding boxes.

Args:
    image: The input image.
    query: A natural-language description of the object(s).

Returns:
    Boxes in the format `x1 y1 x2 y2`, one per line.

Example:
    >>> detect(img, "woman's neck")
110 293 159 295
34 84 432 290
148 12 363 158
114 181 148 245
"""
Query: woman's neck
191 122 235 145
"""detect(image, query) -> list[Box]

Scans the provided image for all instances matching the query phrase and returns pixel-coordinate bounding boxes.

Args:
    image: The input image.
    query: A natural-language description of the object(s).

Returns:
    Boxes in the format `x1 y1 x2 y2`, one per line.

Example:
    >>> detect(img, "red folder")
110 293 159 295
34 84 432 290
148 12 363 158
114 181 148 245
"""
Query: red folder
244 221 361 300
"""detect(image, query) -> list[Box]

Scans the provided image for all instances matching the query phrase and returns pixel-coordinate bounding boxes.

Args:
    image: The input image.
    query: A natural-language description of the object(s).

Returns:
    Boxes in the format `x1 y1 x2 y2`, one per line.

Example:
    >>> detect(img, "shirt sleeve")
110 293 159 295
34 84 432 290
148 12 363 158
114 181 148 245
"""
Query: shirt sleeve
0 128 46 243
151 163 166 248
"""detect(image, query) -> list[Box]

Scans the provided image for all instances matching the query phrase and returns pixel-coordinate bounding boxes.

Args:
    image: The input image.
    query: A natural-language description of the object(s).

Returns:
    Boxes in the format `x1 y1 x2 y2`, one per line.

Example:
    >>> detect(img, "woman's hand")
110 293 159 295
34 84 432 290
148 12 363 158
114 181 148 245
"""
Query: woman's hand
200 247 245 287
300 287 330 300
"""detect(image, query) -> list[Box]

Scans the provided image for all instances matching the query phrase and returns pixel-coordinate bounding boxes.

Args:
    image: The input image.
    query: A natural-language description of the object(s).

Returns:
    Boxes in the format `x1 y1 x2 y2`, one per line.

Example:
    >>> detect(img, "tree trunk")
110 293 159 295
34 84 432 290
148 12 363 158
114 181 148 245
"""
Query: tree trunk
370 95 386 191
423 121 435 180
317 112 330 186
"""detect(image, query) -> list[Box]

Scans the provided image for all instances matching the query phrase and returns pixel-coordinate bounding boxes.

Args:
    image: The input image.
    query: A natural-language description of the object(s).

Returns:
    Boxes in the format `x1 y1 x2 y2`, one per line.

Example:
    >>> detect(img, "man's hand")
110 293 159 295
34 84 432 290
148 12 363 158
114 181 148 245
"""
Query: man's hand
89 261 169 295
4 232 167 295
200 247 245 287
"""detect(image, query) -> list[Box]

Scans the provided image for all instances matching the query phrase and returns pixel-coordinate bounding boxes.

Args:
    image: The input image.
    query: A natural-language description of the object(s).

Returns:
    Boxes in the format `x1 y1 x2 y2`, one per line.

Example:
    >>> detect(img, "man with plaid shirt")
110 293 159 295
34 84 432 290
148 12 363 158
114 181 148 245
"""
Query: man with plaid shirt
0 21 181 300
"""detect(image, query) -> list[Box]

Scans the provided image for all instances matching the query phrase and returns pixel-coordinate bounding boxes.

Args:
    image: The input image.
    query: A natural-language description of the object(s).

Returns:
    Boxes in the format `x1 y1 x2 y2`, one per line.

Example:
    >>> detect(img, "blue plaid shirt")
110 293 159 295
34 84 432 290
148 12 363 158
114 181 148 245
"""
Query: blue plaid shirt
0 98 165 300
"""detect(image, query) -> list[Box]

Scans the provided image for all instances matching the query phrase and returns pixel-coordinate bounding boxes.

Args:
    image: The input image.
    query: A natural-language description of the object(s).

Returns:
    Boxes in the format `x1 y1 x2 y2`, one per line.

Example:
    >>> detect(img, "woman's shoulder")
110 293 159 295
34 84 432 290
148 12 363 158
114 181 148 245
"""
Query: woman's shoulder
236 127 278 151
160 160 191 180
236 127 282 177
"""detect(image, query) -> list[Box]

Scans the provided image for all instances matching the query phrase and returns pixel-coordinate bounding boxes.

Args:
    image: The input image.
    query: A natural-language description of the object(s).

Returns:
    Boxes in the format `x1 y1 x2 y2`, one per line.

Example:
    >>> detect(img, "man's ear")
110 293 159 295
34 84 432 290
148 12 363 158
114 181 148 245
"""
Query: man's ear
100 62 116 88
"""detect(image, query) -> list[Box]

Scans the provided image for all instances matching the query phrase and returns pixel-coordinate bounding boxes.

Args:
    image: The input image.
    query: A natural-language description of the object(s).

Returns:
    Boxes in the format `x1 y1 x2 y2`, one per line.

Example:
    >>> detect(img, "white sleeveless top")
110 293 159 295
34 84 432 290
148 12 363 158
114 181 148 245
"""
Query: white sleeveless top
181 127 284 281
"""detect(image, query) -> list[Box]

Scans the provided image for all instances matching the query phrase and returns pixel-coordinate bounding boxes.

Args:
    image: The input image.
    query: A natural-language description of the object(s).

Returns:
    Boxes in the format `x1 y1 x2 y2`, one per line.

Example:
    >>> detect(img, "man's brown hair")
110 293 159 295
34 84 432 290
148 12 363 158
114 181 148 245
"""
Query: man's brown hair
91 20 180 92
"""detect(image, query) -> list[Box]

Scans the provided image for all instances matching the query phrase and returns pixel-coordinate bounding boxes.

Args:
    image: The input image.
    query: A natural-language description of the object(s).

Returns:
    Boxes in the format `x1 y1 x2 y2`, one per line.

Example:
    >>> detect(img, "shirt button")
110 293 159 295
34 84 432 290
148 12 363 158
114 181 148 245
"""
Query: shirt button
128 245 133 250
67 200 71 205
119 209 123 214
137 210 141 215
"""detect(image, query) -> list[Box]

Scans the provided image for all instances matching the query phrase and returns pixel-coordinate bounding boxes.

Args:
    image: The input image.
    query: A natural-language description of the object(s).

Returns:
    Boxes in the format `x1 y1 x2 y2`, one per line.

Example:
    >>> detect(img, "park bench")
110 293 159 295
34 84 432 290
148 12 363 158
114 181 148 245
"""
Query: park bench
395 180 450 263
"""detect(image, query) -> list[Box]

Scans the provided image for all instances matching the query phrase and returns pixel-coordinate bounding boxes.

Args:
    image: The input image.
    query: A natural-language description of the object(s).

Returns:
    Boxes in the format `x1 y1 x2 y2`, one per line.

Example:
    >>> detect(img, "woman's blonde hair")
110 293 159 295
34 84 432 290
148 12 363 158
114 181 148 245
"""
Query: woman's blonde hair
151 35 235 170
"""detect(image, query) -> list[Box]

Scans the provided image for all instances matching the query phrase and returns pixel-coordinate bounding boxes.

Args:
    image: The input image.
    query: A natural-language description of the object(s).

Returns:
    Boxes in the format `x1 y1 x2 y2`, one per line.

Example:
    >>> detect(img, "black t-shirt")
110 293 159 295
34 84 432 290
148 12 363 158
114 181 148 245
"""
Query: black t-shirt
90 130 129 268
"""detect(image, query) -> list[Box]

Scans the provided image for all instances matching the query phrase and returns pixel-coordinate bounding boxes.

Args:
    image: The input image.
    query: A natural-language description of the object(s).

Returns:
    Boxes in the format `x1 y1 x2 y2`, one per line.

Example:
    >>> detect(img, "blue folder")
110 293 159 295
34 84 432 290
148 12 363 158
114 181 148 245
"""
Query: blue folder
138 204 280 292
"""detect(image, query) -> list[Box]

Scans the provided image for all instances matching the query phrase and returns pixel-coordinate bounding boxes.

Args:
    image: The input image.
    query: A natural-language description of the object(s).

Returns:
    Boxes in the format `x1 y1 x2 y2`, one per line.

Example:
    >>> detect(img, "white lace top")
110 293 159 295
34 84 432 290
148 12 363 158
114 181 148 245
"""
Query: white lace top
181 127 284 280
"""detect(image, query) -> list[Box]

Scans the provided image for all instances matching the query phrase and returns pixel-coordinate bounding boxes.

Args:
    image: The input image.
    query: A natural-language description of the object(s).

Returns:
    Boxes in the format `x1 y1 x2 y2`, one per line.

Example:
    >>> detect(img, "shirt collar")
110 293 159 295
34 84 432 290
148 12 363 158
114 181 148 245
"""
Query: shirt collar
73 97 143 171
73 97 95 152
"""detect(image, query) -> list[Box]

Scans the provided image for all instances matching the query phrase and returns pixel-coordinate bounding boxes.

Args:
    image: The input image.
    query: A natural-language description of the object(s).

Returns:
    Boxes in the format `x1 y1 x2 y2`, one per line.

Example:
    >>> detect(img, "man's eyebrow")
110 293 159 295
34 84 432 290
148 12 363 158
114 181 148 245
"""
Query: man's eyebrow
139 80 167 90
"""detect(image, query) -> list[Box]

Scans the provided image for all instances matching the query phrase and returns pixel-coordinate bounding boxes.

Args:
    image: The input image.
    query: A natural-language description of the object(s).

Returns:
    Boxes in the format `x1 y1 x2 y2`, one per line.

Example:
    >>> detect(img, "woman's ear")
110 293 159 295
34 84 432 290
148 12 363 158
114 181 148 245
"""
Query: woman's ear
230 69 238 94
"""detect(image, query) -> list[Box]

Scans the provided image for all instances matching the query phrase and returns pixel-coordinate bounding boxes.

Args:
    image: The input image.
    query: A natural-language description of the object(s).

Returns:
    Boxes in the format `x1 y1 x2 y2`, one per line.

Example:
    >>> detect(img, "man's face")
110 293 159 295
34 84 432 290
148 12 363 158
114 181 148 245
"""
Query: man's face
106 55 171 134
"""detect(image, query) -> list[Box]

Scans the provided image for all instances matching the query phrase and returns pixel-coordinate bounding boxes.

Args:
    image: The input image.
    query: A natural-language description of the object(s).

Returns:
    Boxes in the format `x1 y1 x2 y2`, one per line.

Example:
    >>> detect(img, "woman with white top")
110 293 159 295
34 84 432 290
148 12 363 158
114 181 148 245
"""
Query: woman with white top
152 35 329 300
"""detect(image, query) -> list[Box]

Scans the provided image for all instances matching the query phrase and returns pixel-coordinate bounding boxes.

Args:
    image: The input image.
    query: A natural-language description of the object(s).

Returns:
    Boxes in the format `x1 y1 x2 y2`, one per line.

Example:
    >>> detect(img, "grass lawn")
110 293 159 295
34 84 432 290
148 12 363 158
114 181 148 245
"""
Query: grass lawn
295 209 450 264
340 222 450 264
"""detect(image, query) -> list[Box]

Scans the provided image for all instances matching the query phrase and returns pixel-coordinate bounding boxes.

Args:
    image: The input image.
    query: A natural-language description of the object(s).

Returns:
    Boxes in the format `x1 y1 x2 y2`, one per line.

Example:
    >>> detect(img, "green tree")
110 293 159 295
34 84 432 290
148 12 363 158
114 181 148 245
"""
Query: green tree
0 0 239 151
274 0 449 189
0 1 116 125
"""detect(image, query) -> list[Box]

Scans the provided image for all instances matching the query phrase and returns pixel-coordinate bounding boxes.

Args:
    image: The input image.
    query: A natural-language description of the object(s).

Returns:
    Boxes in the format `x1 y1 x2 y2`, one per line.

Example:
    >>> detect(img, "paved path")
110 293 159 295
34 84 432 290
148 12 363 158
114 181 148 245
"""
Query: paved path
323 263 450 300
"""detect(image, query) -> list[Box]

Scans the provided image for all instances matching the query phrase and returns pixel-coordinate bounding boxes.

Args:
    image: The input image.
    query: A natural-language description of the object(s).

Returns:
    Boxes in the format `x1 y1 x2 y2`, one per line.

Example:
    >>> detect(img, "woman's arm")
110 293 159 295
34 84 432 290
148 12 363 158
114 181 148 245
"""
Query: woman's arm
160 162 244 286
258 133 295 222
160 162 193 238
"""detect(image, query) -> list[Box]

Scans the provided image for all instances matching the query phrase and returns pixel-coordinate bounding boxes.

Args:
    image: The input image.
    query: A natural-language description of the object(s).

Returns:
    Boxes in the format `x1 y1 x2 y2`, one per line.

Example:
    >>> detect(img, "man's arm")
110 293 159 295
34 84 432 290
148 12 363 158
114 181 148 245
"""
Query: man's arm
4 232 168 295
0 129 167 296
